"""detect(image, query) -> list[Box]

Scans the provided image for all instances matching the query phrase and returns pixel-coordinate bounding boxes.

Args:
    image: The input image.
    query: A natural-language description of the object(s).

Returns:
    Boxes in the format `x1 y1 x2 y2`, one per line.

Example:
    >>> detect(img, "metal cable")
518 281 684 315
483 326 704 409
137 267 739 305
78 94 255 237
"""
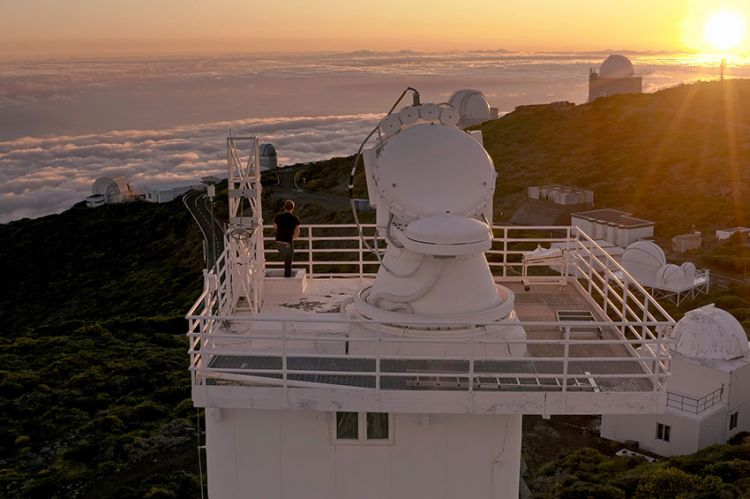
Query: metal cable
348 87 420 274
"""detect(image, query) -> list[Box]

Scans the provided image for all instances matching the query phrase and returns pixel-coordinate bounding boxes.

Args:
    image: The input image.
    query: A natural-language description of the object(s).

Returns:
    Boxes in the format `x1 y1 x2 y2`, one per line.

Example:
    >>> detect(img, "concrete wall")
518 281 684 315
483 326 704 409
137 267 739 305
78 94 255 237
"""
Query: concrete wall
668 357 727 398
205 409 522 499
618 226 654 247
601 412 700 456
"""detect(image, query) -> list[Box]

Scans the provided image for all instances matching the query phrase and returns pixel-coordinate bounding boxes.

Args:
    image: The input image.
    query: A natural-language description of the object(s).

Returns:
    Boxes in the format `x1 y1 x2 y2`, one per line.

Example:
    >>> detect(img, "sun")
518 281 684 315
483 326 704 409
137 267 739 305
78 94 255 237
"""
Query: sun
704 9 746 51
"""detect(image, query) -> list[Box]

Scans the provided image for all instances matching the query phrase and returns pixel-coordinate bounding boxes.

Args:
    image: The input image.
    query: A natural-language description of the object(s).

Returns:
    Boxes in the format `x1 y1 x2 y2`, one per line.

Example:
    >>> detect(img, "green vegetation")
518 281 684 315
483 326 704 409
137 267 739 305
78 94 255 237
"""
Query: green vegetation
702 233 750 276
0 200 204 498
527 437 750 497
480 80 750 236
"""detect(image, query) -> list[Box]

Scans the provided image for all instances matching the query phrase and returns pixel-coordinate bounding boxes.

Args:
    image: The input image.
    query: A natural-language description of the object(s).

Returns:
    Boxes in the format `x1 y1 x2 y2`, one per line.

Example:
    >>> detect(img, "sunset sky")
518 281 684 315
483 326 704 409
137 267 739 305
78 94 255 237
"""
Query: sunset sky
2 0 749 58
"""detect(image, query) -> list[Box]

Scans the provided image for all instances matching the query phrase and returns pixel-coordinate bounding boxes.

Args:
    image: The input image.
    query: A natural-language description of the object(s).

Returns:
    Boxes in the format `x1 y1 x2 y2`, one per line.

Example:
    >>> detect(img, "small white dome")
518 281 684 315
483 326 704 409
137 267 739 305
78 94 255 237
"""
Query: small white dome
449 89 491 127
672 304 749 360
599 55 635 78
657 263 684 287
622 240 666 284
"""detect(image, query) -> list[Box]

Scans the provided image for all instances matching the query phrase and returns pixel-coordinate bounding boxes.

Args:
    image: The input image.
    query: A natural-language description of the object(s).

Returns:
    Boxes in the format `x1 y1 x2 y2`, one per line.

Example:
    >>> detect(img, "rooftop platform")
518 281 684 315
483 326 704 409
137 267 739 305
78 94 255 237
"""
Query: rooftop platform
188 224 673 416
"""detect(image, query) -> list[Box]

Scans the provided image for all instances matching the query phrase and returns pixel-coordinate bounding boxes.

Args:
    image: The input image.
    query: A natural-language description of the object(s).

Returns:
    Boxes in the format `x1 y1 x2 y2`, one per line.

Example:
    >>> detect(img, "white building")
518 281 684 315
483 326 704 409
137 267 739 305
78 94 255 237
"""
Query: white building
672 232 702 253
602 304 750 456
448 89 499 128
716 226 750 241
86 176 135 207
620 240 709 305
528 185 594 206
188 102 673 498
571 208 654 248
144 181 203 203
588 55 643 102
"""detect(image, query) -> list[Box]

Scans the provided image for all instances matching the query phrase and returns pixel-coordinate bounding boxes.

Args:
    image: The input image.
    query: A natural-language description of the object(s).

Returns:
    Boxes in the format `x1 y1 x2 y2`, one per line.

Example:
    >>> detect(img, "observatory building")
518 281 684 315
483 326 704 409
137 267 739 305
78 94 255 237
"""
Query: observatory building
85 176 135 207
571 208 654 248
511 185 594 226
143 180 203 203
588 55 642 102
448 89 499 128
602 304 750 456
259 143 278 170
620 240 710 305
187 92 673 498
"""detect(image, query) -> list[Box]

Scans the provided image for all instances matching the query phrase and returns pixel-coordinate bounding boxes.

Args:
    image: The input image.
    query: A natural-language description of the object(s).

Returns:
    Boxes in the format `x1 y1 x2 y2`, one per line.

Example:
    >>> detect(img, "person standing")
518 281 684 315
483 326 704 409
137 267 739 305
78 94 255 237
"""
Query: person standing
273 200 301 277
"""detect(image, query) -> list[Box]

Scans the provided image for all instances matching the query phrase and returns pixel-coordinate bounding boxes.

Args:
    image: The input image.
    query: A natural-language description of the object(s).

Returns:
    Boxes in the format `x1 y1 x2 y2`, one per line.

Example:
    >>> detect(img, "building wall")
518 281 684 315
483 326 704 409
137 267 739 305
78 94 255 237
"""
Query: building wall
588 76 643 101
205 409 522 499
668 357 728 397
602 359 750 456
672 236 701 253
617 226 653 247
601 412 700 456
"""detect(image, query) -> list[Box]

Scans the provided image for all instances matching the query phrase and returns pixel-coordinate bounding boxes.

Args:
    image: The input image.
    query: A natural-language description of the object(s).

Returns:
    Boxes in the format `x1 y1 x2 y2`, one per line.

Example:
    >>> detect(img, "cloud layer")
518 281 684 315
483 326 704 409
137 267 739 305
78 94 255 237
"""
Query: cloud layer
0 114 379 222
3 50 749 222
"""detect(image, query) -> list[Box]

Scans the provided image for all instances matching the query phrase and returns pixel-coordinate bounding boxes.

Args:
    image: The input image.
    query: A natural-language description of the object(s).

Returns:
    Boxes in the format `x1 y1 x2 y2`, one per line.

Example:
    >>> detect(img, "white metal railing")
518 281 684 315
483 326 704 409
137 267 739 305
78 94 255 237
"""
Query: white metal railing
666 387 724 414
185 318 671 393
187 224 675 396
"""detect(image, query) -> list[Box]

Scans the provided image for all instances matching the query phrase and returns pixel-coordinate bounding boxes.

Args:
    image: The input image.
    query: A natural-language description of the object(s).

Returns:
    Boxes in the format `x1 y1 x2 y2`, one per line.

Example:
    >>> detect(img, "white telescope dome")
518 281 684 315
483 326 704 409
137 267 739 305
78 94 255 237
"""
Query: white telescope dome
622 240 666 284
449 89 492 126
657 263 683 287
599 55 635 78
672 304 749 360
375 123 495 218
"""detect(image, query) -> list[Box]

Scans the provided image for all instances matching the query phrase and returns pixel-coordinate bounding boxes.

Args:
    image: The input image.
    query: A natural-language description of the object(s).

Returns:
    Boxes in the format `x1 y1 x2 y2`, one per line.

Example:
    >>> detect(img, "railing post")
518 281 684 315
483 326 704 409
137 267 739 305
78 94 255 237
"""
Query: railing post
375 324 381 391
502 227 508 278
562 326 571 397
282 320 288 392
307 226 314 278
359 228 364 279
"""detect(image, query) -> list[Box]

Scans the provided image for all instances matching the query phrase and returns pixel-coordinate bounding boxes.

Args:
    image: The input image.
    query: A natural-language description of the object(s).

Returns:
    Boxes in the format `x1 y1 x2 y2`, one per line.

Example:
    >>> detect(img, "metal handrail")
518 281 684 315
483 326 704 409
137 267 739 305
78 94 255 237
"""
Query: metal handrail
666 387 724 414
188 223 675 396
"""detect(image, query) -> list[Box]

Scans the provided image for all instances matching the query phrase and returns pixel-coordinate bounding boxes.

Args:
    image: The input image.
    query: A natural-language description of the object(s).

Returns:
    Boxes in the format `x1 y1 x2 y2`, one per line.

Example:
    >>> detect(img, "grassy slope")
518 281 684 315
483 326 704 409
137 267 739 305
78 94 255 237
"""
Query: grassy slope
481 80 750 236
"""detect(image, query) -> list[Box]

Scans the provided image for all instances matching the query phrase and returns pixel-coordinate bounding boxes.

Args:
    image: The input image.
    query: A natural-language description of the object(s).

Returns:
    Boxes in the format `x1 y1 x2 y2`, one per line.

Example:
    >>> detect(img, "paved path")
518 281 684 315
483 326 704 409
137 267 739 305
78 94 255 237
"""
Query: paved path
184 189 225 270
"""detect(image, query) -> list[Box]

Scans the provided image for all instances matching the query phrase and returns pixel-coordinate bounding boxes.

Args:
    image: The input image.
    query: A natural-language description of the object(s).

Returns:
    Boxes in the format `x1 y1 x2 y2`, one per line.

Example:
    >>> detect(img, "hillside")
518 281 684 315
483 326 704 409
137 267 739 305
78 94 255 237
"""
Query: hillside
2 79 750 497
299 80 750 239
480 80 750 236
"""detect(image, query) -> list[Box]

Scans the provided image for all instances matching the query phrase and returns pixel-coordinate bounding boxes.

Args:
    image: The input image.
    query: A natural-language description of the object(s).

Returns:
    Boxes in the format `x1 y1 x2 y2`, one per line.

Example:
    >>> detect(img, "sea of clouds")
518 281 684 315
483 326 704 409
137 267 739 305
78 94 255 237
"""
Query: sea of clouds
1 50 748 222
0 114 379 222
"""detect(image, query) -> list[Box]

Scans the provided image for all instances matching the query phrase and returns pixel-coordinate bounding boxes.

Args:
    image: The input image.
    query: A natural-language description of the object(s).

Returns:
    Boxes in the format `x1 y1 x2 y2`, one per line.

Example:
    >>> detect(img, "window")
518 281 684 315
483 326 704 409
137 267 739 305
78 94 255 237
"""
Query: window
334 412 392 443
730 411 739 430
656 423 671 442
336 412 358 440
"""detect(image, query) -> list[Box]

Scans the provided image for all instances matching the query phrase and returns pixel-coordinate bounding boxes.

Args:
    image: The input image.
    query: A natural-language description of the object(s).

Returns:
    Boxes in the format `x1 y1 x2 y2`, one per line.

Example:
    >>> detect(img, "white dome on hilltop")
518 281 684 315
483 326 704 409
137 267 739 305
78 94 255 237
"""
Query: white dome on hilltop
449 89 491 127
599 55 635 78
672 304 749 360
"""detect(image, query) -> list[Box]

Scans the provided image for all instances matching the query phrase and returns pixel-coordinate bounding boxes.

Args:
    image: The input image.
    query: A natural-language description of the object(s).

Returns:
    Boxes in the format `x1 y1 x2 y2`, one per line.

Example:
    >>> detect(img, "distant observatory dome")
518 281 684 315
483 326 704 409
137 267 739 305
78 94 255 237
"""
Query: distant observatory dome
599 55 635 78
671 304 749 361
449 89 492 128
259 143 278 170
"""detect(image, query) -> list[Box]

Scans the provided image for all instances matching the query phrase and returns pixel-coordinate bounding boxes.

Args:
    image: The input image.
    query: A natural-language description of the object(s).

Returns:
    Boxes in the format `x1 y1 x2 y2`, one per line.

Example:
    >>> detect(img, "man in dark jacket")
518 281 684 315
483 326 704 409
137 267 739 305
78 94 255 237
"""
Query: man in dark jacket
274 200 301 277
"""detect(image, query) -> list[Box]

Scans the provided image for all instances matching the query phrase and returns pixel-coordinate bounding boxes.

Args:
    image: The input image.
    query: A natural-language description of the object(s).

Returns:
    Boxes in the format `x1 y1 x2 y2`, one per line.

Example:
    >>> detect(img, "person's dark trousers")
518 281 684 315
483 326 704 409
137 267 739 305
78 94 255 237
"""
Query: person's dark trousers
277 242 294 277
